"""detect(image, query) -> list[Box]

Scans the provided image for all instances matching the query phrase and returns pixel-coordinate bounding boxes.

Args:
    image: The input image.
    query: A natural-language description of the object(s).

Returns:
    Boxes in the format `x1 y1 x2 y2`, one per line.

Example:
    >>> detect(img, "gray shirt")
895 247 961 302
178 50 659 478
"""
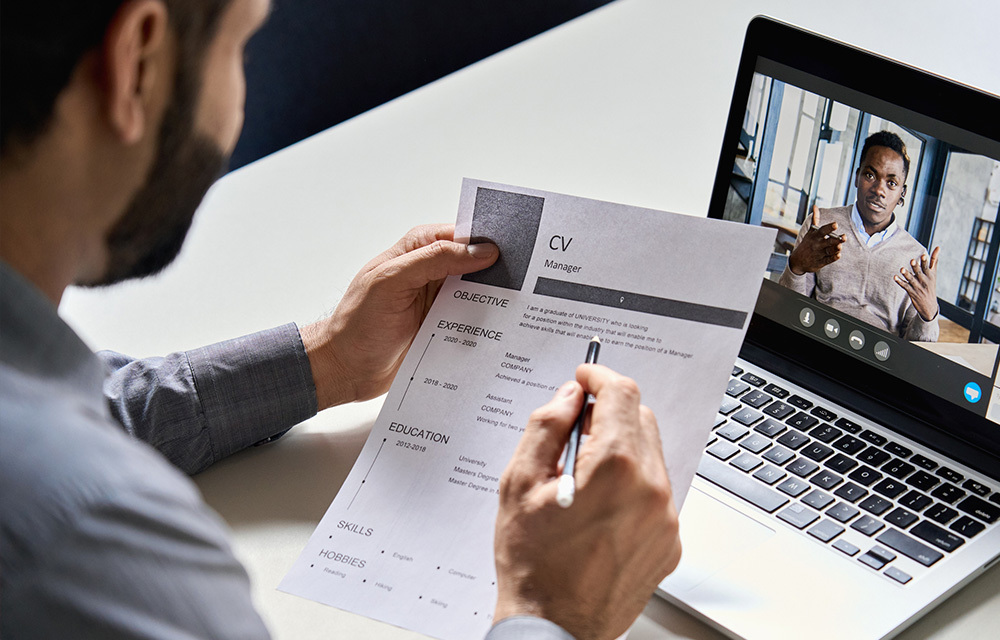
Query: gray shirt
0 262 570 639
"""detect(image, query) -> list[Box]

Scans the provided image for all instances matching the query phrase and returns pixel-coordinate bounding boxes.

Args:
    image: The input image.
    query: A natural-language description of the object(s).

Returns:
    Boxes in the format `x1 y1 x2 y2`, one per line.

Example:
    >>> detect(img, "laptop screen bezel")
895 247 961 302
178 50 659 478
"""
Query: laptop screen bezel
708 16 1000 474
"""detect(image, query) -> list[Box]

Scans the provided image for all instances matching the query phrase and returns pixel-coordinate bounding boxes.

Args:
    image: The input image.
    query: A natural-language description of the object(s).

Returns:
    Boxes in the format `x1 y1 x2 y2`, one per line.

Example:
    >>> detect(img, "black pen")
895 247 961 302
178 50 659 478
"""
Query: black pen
556 336 601 508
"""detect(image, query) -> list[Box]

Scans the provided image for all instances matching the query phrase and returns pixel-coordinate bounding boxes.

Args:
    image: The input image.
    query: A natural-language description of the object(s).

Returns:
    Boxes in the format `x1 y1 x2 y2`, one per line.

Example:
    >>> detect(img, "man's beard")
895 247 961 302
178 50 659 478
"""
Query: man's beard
82 85 228 287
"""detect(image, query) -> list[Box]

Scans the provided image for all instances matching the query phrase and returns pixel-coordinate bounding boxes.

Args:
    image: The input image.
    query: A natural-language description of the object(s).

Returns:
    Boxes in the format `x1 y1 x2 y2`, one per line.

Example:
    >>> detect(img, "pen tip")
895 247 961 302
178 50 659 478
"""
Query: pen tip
591 336 601 343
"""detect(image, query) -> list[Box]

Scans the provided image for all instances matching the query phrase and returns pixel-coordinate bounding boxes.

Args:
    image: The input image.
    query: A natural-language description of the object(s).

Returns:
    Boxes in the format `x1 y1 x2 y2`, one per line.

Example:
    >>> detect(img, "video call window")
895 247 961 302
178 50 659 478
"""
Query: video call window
725 72 1000 380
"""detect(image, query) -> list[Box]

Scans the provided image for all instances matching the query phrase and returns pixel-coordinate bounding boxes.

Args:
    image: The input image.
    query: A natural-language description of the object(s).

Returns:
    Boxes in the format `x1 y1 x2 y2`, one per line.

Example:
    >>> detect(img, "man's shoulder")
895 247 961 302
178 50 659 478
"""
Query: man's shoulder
0 366 206 564
819 204 854 221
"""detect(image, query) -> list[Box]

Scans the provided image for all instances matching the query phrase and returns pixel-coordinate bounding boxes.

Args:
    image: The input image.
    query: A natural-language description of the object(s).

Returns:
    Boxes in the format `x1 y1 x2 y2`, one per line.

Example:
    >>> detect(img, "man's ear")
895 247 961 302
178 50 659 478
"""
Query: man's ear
102 0 171 145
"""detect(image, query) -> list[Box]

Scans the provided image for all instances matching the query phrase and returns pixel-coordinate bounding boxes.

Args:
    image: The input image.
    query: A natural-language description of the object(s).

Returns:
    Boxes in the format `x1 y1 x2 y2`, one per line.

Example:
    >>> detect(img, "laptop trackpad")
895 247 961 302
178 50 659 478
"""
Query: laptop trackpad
665 486 775 592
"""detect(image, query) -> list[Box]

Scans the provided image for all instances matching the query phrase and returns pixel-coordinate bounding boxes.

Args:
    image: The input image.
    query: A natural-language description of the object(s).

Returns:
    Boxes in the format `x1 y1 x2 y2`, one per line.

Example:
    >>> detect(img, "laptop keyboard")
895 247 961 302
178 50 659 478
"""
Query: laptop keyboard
697 360 1000 585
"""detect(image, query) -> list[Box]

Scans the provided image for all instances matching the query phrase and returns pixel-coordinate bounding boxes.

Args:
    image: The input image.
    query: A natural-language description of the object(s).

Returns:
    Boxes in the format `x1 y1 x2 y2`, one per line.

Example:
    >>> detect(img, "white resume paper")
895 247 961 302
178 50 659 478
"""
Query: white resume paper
280 180 776 639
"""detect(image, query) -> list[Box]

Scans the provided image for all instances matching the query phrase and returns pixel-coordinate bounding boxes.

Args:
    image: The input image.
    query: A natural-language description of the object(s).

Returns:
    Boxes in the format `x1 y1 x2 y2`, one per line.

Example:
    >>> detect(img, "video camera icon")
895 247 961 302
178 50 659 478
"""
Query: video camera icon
964 382 982 404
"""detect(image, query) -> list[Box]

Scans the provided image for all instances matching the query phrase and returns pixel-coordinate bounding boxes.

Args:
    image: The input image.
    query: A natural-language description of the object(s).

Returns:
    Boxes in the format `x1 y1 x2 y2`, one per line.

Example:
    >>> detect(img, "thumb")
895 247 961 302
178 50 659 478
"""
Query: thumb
376 239 499 289
508 382 584 485
812 204 821 227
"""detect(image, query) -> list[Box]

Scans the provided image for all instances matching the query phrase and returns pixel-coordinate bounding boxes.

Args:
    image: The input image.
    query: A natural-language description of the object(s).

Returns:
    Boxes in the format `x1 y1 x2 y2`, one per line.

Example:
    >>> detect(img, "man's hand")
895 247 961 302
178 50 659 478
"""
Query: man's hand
894 246 941 322
299 224 498 409
493 365 681 640
787 205 846 275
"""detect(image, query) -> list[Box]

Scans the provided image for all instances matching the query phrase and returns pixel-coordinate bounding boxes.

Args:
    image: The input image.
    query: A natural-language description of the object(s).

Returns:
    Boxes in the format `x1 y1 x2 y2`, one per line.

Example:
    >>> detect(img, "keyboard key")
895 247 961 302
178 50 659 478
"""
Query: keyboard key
810 471 843 490
930 483 966 505
908 470 939 492
860 430 888 446
911 521 965 552
707 440 740 461
717 423 749 442
873 479 907 499
925 504 958 524
719 396 741 415
991 494 1000 506
810 424 843 443
787 458 819 478
834 482 868 503
834 417 862 434
732 407 763 427
741 389 771 409
808 519 845 542
778 503 820 529
787 412 819 432
833 539 860 556
755 418 786 438
860 496 893 516
802 443 834 462
899 490 933 512
752 464 786 485
696 456 788 513
825 453 858 474
731 453 762 472
851 515 885 536
832 434 866 455
713 415 726 430
763 401 795 420
732 365 744 377
810 406 838 422
802 489 834 510
858 446 890 467
885 507 919 529
860 545 897 570
885 567 912 584
962 479 991 497
910 454 938 470
883 442 912 458
777 477 811 497
848 466 883 487
876 528 943 566
777 431 810 450
882 459 916 480
741 372 766 387
763 445 795 466
936 466 964 484
787 395 813 410
826 503 861 522
740 433 772 454
763 383 789 399
726 379 750 397
951 516 986 538
956 495 1000 524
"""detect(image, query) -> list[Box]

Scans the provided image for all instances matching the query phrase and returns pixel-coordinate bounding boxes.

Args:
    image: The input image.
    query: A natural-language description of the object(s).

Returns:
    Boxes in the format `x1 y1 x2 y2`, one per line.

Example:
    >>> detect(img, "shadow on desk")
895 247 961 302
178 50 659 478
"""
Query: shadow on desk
194 413 374 527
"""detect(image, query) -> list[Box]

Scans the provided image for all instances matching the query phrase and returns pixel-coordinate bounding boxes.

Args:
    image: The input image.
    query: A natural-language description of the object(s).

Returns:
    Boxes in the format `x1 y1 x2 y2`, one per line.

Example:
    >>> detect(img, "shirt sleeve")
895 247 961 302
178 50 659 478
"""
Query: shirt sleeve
778 218 816 297
485 616 577 640
901 306 941 342
99 323 318 474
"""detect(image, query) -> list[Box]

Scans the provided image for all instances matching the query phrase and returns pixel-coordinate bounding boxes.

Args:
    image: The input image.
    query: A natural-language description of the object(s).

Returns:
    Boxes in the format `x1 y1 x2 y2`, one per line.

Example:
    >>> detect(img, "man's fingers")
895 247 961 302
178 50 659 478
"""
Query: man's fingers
812 204 821 227
373 237 499 290
505 382 584 488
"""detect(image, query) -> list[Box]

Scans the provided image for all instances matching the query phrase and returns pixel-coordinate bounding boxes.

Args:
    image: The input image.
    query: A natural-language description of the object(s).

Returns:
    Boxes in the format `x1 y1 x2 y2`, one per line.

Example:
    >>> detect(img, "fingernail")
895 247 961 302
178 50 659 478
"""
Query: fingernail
467 243 498 259
557 381 577 398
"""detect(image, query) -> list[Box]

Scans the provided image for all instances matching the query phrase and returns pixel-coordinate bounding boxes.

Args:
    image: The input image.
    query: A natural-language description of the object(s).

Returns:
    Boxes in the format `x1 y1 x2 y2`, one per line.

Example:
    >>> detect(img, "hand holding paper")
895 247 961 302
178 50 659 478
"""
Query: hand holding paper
300 224 498 408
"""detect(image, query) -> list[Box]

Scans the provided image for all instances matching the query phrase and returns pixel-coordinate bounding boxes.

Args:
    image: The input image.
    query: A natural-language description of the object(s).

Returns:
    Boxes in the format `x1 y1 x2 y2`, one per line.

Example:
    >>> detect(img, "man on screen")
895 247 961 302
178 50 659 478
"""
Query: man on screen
779 131 940 341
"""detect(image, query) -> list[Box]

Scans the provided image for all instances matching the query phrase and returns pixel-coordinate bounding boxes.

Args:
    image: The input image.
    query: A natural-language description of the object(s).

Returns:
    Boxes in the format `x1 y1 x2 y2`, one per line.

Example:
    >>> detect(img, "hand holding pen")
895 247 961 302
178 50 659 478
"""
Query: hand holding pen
492 355 681 640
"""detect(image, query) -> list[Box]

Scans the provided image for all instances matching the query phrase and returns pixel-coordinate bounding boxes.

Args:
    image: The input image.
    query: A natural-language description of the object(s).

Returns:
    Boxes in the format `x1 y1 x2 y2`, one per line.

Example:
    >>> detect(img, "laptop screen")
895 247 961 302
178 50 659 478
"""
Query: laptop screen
710 18 1000 463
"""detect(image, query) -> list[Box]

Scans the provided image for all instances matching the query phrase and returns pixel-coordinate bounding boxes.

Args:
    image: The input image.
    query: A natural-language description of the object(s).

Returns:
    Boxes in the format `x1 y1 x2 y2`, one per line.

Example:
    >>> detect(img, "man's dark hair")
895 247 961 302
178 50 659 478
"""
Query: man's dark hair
0 1 231 158
860 130 910 179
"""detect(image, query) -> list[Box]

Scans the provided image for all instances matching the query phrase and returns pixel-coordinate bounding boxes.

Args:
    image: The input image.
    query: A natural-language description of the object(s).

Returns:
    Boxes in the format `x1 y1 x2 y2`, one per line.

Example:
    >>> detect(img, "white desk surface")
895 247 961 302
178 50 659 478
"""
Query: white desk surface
59 0 1000 638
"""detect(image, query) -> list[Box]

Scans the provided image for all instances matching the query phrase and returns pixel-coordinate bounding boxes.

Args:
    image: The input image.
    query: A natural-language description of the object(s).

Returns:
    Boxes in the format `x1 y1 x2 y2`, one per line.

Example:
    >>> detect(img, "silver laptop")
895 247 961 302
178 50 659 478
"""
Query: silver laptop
657 16 1000 640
